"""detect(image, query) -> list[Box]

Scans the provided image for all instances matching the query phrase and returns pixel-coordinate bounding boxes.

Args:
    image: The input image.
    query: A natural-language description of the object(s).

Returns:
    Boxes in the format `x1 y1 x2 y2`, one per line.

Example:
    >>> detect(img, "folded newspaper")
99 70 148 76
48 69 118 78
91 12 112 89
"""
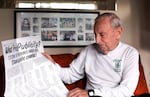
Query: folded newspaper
1 36 68 97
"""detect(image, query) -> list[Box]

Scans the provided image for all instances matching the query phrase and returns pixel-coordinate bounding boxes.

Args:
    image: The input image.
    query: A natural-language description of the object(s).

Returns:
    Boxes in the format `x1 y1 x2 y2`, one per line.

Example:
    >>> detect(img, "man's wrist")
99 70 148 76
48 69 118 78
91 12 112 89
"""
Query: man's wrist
88 89 102 97
88 89 95 96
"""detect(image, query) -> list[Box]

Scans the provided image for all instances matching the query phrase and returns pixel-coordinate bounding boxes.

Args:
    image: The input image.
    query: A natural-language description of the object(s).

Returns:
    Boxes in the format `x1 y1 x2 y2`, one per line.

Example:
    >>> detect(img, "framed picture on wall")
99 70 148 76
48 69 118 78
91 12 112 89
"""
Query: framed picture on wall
14 10 99 47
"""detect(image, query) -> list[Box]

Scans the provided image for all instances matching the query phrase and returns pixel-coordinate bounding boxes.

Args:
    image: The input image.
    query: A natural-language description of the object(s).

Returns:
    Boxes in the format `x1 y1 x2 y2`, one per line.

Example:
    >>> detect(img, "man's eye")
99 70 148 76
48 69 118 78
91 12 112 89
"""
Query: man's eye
95 32 105 37
101 34 104 36
99 33 105 37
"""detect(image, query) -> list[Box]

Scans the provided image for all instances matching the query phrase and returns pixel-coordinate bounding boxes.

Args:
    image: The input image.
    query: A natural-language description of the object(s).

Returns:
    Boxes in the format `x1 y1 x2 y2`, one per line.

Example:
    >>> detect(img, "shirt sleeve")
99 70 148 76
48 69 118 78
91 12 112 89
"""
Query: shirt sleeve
93 50 140 97
54 48 87 84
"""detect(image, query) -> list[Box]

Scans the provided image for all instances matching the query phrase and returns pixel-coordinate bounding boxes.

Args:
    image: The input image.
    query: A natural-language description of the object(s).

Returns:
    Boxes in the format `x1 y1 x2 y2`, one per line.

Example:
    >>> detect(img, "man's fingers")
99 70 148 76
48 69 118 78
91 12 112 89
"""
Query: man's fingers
68 88 88 97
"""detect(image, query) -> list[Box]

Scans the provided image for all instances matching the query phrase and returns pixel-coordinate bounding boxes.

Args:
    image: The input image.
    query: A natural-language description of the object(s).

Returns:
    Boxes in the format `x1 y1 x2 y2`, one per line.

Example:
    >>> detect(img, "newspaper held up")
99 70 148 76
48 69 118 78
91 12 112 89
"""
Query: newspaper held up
1 36 68 97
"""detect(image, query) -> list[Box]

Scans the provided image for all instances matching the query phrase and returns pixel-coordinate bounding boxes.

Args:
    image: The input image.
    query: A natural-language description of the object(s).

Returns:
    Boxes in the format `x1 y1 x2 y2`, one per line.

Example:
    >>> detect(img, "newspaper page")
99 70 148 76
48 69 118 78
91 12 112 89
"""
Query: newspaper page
1 36 68 97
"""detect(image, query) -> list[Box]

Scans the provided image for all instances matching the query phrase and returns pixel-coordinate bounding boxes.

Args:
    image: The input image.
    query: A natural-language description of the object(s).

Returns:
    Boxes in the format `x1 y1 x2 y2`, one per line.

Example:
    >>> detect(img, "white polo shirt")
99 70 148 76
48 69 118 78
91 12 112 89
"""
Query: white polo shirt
56 42 139 97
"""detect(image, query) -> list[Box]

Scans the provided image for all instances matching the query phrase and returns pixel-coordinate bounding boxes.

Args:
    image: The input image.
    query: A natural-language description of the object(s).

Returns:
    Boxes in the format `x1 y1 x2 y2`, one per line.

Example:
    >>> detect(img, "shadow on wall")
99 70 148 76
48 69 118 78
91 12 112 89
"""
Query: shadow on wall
0 0 15 8
140 31 150 50
140 0 150 50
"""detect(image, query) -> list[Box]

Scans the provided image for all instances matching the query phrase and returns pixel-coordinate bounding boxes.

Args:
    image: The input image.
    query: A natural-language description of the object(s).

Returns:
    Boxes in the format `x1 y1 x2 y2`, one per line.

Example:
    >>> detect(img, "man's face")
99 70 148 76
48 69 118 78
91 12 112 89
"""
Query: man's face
94 17 122 54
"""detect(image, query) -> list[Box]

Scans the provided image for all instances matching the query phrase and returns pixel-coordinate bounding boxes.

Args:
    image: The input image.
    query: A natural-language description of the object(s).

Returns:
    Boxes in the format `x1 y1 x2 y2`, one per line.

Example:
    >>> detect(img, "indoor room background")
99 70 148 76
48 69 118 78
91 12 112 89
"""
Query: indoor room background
0 0 150 92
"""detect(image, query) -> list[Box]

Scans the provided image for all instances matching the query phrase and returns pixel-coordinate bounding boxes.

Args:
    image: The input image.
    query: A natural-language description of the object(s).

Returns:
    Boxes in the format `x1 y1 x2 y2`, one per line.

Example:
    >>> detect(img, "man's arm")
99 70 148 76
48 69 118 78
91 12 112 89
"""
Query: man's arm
42 53 56 64
68 51 139 97
88 51 140 97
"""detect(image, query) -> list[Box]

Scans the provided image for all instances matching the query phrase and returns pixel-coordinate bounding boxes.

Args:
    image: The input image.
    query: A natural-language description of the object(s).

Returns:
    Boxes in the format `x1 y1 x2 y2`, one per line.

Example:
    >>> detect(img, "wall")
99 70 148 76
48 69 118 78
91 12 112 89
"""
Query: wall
138 0 150 89
0 0 150 91
0 9 14 54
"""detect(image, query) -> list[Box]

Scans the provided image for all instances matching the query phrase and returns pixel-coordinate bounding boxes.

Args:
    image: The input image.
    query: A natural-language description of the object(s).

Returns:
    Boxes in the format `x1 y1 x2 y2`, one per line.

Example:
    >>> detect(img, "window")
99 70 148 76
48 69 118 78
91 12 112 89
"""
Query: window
16 2 97 10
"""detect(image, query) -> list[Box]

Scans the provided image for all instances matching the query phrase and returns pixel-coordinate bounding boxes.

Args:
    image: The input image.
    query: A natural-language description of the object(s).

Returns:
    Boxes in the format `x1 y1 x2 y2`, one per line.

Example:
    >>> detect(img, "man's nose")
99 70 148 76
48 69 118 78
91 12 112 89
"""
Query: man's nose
95 36 102 44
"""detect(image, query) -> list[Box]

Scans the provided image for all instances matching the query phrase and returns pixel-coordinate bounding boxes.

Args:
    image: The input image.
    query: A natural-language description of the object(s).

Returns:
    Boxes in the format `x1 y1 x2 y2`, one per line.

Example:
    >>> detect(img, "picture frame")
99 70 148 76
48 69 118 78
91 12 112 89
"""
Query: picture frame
14 10 99 47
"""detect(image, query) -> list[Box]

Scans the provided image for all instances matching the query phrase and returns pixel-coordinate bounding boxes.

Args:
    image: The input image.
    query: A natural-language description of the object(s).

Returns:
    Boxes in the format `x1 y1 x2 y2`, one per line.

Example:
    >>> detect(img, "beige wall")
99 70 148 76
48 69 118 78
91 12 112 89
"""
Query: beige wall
0 0 150 91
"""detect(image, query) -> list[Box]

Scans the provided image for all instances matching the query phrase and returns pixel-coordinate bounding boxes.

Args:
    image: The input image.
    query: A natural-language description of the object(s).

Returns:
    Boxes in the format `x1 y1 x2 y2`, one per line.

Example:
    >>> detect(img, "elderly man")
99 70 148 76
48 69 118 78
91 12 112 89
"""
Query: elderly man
44 12 139 97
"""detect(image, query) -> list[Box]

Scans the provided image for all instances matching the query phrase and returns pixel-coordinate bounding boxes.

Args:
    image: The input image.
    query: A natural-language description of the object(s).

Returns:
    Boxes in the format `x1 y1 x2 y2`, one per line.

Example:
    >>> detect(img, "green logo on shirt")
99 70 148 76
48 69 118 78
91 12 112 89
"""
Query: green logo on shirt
113 59 121 72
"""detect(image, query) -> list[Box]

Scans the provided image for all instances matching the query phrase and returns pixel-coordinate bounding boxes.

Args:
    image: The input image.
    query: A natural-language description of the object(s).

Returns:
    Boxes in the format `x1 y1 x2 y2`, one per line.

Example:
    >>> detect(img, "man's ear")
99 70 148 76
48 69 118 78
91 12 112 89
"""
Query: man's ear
116 27 123 39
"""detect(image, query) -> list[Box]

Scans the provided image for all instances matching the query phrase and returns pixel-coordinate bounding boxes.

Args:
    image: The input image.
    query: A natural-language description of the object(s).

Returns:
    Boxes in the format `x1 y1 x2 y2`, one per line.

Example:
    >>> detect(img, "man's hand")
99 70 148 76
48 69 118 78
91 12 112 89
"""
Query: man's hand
68 88 89 97
42 53 55 64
